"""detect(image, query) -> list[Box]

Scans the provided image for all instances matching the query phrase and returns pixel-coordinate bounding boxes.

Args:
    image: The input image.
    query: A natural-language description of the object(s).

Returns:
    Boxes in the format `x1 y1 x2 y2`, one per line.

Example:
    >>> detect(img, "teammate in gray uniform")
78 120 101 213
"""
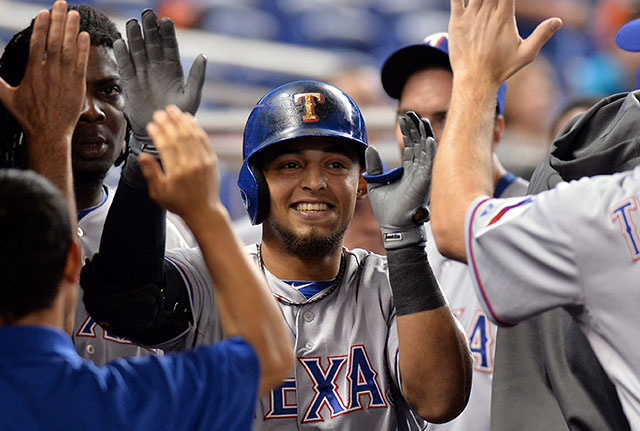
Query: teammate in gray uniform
430 0 640 428
379 31 527 431
81 19 472 428
0 5 200 365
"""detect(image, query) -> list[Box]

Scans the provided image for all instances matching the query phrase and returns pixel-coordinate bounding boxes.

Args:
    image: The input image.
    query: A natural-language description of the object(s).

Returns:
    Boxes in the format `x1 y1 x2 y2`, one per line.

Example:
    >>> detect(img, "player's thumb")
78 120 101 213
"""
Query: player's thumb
185 54 207 114
522 18 563 63
0 78 16 116
365 146 384 177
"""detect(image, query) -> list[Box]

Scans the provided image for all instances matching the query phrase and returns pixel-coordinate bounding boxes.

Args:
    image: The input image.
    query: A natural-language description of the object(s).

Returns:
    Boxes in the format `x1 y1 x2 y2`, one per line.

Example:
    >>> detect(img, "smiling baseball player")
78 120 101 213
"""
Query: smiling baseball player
82 56 472 431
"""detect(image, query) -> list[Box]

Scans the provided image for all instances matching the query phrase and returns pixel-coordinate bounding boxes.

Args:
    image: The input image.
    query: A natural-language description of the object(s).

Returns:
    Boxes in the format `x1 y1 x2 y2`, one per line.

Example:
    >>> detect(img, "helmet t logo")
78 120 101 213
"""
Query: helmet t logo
294 92 324 122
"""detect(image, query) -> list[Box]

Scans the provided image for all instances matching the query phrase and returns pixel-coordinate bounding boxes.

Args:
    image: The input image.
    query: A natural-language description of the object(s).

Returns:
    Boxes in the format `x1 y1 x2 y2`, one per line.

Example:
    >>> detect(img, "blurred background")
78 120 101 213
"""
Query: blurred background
1 0 639 219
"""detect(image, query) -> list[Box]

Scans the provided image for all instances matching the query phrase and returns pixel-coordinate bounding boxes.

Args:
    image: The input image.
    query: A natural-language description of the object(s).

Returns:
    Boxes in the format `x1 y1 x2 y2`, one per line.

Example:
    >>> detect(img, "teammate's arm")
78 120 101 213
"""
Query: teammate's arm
79 9 207 346
365 114 472 422
140 105 293 395
430 0 561 262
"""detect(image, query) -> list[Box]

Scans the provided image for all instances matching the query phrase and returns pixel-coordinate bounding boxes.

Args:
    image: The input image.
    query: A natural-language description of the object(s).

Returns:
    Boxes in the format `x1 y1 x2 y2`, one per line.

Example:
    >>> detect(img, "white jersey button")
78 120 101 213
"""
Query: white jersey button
305 341 313 349
77 227 84 237
303 311 314 322
85 344 95 355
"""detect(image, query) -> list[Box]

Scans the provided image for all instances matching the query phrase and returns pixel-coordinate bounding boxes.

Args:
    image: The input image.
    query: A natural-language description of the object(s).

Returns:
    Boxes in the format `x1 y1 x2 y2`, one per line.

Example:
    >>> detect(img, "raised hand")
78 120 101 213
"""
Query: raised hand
115 9 207 156
0 0 89 205
0 1 89 149
139 105 221 225
447 0 562 87
365 111 436 249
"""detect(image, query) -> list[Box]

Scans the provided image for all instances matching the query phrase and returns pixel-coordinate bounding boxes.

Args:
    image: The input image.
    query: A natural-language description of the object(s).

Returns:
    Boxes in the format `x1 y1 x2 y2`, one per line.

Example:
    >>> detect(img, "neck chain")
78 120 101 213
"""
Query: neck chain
256 243 347 306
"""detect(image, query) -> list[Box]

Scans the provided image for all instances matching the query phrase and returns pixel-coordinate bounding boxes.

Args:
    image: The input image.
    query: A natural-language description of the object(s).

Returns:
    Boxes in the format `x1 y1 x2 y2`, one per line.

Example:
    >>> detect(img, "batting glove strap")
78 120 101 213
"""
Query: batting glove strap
387 245 446 316
128 133 158 157
382 224 427 250
121 135 158 188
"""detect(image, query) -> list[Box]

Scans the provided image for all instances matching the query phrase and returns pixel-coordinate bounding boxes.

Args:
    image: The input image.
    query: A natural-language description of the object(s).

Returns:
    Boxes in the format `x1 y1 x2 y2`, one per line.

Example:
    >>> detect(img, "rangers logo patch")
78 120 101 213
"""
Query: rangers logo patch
294 92 324 122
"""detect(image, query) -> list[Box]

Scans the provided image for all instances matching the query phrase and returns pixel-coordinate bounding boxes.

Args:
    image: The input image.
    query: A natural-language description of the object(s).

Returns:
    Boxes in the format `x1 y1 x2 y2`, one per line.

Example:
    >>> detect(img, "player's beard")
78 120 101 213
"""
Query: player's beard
269 219 347 260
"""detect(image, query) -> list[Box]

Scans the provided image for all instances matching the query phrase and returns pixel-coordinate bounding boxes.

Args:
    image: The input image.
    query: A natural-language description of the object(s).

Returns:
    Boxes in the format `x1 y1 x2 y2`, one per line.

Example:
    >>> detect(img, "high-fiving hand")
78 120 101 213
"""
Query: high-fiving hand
115 9 207 156
139 105 221 226
365 111 436 249
0 1 89 147
447 0 562 88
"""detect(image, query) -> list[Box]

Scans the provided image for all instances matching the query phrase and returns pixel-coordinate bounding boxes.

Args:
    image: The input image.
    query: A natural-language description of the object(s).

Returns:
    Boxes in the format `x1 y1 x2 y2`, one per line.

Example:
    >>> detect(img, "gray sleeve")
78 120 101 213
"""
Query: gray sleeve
155 248 224 351
464 191 581 325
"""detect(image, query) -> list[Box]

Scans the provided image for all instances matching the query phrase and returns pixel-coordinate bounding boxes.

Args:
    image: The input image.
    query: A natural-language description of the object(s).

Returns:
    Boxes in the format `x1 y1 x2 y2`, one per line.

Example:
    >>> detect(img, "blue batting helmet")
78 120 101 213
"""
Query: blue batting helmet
238 80 368 225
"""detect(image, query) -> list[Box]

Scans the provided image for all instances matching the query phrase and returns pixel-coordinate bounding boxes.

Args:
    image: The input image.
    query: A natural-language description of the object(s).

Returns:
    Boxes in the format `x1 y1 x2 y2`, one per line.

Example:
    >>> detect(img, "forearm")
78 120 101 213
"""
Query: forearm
185 205 293 395
387 246 472 422
430 74 496 262
28 134 76 217
95 176 166 283
397 308 471 423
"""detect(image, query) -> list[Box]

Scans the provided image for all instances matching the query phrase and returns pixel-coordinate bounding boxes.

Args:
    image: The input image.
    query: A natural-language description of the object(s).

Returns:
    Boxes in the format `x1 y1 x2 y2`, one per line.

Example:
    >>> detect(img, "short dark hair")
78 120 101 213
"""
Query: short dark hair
0 4 122 169
0 169 73 323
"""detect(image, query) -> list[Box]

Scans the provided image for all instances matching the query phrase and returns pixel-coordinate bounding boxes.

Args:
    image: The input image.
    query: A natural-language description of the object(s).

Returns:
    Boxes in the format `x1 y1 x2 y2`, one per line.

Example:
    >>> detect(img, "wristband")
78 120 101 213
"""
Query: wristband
387 245 446 315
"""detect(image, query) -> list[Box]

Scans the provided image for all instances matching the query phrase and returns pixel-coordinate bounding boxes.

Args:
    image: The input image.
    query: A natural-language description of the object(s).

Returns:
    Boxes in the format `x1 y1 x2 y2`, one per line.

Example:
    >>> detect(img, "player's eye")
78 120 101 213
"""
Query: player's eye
329 161 346 169
102 85 122 97
280 161 300 169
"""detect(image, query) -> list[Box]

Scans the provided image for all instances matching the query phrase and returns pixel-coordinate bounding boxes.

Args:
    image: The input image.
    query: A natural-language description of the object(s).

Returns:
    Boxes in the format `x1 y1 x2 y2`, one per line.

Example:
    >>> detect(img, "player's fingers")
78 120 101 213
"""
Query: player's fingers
27 10 49 72
141 9 163 64
187 113 213 157
418 138 432 180
165 105 202 164
416 118 428 159
74 31 91 78
46 1 68 65
450 0 465 15
159 17 181 64
461 0 480 12
126 18 148 77
405 112 422 162
399 117 415 167
148 110 182 171
61 10 80 68
407 111 423 160
113 39 135 82
185 55 207 114
190 114 218 174
521 18 563 65
180 112 209 161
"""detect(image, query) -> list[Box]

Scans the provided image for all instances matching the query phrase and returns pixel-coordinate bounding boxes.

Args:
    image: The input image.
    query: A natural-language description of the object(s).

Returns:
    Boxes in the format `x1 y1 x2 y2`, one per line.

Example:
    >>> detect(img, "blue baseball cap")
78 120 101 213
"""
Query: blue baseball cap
381 32 507 115
616 18 640 52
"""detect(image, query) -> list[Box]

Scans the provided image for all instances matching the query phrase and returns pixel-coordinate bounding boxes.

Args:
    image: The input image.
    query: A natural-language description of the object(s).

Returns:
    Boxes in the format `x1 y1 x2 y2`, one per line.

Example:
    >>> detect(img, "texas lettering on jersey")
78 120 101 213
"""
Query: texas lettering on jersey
264 345 389 423
76 315 159 353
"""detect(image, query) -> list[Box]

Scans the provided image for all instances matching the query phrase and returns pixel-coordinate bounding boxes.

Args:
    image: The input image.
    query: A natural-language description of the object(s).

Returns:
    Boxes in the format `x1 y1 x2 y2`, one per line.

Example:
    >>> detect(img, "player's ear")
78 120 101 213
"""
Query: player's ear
64 239 82 285
492 114 505 151
357 172 368 200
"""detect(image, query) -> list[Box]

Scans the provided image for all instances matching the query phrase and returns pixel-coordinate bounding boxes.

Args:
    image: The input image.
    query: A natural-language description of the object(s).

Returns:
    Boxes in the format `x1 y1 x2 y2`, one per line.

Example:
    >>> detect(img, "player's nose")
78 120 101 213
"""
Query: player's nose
300 164 327 192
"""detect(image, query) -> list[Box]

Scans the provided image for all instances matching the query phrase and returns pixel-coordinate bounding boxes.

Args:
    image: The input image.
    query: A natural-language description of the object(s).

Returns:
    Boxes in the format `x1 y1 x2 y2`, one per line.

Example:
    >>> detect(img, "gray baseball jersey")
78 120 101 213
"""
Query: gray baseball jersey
465 166 640 428
427 173 528 431
162 244 427 430
74 185 188 365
